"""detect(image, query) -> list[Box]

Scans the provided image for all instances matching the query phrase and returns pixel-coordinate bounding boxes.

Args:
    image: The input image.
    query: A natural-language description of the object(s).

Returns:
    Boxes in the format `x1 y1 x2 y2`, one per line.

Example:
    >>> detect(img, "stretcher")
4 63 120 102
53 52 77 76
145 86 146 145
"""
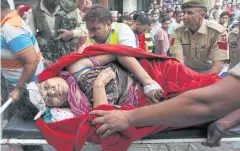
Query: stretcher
1 98 240 151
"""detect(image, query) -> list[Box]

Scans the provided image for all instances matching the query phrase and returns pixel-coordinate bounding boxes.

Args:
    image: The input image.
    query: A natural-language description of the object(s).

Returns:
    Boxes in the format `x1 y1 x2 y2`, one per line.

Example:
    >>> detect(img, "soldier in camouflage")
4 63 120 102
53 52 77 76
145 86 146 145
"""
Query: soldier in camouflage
26 0 87 63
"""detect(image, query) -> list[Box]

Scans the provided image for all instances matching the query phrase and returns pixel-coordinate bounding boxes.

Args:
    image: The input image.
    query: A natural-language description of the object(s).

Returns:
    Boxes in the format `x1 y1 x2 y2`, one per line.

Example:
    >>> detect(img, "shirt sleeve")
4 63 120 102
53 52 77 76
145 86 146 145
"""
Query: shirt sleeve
72 9 88 38
229 63 240 78
210 31 229 61
4 26 34 55
117 24 137 48
156 29 164 41
170 29 183 54
25 9 37 35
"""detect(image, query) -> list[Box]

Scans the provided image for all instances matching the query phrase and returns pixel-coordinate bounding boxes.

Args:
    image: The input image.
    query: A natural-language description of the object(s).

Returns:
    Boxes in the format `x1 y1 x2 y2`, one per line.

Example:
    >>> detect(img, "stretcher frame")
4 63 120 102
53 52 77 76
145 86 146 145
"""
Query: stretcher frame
1 98 240 148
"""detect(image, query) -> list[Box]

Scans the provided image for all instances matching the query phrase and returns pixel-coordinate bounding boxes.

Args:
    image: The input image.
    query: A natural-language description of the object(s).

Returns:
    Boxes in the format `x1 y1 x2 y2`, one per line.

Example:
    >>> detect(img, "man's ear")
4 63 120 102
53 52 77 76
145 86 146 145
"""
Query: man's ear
201 12 206 19
106 21 112 27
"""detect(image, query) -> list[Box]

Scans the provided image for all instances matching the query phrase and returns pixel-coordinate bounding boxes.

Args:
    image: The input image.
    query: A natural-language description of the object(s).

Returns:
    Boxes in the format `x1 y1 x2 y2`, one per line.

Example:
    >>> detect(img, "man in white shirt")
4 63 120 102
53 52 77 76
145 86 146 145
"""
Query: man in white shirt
168 11 183 35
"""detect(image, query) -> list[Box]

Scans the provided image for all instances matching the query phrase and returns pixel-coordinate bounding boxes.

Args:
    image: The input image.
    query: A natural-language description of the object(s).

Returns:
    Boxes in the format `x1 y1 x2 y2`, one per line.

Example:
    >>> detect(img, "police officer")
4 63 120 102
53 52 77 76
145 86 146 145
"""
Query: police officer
171 0 229 74
228 23 240 70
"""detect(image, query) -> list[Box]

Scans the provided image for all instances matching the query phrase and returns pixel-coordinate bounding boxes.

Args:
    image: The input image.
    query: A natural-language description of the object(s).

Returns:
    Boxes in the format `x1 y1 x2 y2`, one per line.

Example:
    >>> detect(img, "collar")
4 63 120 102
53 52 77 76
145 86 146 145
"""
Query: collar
0 10 18 27
40 0 60 16
184 19 207 35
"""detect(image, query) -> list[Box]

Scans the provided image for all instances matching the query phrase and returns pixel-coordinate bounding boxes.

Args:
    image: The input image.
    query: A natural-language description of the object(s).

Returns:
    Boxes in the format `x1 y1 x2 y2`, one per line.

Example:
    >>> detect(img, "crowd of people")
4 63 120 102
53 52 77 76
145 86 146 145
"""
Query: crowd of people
2 0 240 150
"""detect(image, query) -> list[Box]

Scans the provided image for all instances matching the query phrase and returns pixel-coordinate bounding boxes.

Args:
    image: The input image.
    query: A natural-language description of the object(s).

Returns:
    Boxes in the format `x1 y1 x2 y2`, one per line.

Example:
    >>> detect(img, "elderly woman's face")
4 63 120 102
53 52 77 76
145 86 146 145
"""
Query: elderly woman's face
37 77 69 107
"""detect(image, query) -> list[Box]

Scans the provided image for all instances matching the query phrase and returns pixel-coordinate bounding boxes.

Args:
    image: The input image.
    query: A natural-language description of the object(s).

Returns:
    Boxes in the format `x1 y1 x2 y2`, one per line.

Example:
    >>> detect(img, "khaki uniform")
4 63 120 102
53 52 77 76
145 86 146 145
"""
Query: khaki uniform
228 27 240 70
171 19 229 72
229 62 240 78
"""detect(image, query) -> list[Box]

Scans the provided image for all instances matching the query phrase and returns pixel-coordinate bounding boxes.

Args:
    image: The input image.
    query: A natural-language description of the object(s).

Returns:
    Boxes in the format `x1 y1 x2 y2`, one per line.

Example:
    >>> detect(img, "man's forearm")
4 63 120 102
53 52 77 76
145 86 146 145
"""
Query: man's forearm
127 76 240 128
127 90 217 128
217 109 240 132
207 61 224 75
16 61 39 89
208 65 223 75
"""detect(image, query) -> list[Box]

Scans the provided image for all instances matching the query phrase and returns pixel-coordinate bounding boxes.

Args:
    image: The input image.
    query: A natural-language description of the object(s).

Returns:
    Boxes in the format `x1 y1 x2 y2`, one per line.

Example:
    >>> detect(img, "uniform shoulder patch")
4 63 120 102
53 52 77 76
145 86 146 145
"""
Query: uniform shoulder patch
207 21 226 33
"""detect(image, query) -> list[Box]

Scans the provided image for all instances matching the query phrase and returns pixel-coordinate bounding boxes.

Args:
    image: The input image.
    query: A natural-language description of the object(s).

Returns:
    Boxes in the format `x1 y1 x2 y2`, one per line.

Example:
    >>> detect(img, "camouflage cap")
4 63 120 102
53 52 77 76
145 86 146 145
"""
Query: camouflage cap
182 0 207 9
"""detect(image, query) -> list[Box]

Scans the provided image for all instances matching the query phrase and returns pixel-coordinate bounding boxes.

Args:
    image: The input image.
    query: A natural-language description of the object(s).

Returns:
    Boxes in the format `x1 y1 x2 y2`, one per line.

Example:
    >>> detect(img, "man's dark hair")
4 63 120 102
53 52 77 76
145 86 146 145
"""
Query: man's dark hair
117 15 129 23
174 10 183 16
145 16 151 26
151 10 159 16
15 88 39 120
83 4 113 23
161 16 171 23
133 12 147 25
1 0 10 10
220 11 230 18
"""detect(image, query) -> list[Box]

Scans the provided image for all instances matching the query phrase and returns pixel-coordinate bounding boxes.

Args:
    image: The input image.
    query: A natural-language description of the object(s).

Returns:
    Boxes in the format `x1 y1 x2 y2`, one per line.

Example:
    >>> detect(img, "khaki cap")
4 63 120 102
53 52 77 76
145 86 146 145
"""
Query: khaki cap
182 0 208 9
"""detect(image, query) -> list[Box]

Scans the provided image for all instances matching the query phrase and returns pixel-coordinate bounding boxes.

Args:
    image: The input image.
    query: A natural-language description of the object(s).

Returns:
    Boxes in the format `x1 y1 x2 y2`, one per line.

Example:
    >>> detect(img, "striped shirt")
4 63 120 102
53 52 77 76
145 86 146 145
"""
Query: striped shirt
1 11 44 86
145 33 154 53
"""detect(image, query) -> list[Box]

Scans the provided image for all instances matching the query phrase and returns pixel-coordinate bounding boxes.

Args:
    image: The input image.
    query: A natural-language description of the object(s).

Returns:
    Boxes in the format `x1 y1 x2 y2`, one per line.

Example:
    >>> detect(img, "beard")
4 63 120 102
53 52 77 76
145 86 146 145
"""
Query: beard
92 37 107 44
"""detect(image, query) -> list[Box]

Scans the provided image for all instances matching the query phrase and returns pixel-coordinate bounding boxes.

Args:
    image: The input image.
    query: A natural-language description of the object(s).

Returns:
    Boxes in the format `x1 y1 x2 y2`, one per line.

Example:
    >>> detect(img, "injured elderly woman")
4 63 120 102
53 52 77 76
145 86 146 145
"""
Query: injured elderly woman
15 44 220 123
15 53 163 121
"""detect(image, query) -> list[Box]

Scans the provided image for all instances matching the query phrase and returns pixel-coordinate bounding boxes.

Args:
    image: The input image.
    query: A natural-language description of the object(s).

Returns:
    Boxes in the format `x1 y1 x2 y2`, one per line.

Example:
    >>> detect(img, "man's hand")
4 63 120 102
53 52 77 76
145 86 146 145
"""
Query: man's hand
43 59 54 67
90 110 131 138
8 88 21 103
201 122 225 147
55 29 73 41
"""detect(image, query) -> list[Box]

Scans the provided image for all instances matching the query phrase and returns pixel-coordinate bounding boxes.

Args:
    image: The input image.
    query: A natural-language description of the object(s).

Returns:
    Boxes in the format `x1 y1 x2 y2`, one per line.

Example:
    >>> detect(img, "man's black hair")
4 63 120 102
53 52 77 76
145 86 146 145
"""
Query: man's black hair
15 87 39 120
174 10 183 16
151 10 159 16
1 0 10 10
133 12 149 25
145 16 152 26
117 15 129 23
83 4 113 23
161 16 171 23
220 11 230 18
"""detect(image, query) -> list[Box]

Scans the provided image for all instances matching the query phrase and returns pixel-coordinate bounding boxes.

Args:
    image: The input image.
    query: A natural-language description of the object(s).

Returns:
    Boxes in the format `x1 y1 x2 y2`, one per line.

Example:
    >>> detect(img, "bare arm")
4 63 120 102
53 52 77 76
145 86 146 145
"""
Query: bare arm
157 40 165 55
93 68 116 107
90 75 240 138
217 109 240 132
16 48 39 89
9 47 39 102
202 109 240 147
207 60 224 74
128 75 240 127
67 54 154 86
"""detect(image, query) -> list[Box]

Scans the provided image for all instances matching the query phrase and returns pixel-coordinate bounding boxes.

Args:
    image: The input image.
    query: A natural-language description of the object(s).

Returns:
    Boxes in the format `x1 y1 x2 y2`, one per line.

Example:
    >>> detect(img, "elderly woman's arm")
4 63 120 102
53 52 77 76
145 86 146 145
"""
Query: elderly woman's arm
93 68 116 107
67 54 163 101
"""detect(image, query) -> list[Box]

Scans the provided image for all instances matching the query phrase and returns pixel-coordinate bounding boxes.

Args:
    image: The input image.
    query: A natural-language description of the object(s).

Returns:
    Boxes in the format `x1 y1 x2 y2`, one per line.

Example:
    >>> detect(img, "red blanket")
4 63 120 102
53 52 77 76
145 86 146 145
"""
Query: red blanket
37 44 220 151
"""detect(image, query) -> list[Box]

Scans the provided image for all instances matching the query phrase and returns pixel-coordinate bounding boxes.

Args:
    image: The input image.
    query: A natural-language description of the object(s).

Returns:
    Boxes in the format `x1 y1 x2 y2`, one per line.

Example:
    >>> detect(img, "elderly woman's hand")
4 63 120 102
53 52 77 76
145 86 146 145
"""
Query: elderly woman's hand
94 67 116 87
143 82 164 103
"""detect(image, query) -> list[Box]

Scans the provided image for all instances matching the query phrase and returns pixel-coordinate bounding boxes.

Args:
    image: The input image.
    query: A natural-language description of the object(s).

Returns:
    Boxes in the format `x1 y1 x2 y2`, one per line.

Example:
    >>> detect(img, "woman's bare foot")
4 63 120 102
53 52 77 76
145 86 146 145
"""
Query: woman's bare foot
95 67 116 86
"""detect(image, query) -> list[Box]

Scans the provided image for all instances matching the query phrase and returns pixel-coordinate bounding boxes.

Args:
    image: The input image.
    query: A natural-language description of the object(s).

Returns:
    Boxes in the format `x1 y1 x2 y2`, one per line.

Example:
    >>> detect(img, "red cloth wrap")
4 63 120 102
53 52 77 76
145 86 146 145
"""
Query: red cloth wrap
36 44 220 151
